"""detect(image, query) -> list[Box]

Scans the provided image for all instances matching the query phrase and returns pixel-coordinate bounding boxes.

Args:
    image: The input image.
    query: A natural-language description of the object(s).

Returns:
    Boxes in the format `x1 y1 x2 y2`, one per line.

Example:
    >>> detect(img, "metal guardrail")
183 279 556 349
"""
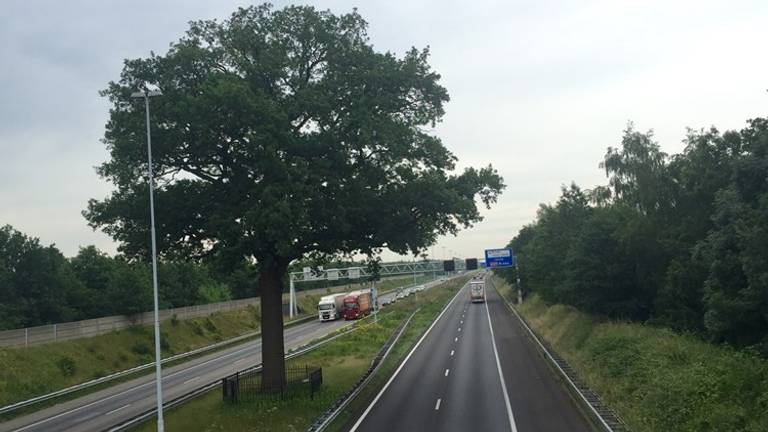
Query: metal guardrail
0 315 314 416
306 308 419 432
488 277 629 432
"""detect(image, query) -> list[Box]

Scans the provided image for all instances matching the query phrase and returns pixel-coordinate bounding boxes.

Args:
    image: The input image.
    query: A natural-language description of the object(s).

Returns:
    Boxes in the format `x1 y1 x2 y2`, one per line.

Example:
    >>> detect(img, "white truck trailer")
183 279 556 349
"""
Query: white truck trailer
469 280 486 303
318 293 346 321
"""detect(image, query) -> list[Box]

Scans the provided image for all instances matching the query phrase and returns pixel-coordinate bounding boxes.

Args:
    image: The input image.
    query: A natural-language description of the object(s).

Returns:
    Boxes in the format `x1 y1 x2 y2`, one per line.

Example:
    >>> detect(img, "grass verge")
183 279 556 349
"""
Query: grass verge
497 279 768 432
0 274 434 412
132 275 469 432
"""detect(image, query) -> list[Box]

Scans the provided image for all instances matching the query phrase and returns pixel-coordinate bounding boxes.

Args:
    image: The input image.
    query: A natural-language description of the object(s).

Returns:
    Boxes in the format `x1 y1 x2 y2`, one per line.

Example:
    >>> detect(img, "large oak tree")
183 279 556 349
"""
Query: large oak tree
86 4 504 385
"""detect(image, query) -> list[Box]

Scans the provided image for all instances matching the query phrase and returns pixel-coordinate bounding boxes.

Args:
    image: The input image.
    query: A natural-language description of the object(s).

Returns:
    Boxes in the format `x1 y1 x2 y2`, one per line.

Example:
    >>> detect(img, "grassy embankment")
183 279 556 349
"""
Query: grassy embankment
0 274 434 409
133 275 469 432
494 278 768 432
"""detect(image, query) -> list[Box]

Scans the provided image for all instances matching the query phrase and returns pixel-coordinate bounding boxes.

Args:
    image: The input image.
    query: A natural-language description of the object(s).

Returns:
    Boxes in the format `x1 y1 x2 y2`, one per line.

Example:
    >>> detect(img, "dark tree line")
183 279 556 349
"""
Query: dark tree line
0 225 246 330
499 117 768 353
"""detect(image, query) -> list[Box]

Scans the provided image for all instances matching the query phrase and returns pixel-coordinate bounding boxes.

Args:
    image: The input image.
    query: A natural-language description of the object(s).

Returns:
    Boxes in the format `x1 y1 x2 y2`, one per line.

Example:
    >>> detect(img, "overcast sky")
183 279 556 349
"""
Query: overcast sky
1 0 767 262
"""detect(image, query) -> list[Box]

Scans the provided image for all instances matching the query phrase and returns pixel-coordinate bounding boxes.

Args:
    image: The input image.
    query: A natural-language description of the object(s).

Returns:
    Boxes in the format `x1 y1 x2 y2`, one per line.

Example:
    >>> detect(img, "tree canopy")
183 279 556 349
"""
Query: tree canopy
85 4 504 384
500 118 768 354
0 225 237 330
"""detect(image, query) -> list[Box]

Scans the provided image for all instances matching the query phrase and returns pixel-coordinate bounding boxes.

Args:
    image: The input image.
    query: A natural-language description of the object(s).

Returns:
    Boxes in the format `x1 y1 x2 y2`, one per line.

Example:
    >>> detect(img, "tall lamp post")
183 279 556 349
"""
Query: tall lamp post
131 88 165 432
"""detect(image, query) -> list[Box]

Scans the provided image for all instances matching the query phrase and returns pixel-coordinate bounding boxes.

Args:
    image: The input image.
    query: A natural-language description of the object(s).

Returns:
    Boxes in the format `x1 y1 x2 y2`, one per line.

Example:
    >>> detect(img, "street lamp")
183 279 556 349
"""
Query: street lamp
131 88 165 432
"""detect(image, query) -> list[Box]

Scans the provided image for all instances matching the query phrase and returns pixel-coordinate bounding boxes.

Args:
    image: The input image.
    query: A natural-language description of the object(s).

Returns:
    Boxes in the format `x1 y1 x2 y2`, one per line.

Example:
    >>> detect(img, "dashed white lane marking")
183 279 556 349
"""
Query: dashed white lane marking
105 404 130 416
458 327 461 332
349 284 466 431
435 398 442 410
450 350 454 356
445 369 450 377
454 337 458 342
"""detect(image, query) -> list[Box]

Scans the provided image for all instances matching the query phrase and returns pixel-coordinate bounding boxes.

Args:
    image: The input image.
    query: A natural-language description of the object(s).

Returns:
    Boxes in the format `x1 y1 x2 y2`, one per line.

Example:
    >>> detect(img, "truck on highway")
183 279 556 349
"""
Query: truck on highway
343 289 373 320
317 293 346 321
469 279 485 303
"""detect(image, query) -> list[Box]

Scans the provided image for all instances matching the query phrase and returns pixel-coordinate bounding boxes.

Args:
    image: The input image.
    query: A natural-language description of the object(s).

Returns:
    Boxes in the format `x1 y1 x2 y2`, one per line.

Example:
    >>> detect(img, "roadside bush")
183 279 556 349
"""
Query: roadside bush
170 314 179 326
191 321 204 336
56 356 77 377
160 331 171 351
204 317 218 333
131 341 152 356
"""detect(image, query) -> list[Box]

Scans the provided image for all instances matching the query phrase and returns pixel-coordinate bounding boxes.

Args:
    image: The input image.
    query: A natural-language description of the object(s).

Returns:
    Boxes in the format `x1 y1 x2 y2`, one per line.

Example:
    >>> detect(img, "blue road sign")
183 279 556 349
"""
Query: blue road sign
484 248 514 268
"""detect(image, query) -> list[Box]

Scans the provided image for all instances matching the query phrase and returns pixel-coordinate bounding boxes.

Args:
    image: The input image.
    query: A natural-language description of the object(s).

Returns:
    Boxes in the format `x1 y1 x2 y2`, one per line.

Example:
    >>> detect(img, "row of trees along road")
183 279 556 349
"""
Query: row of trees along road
85 5 504 387
0 226 246 330
497 118 768 354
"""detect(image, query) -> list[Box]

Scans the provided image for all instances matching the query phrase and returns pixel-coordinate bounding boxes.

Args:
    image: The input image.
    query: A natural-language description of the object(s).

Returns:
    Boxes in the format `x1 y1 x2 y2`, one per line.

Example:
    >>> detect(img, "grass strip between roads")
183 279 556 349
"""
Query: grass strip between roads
132 275 470 432
0 274 433 422
494 278 768 432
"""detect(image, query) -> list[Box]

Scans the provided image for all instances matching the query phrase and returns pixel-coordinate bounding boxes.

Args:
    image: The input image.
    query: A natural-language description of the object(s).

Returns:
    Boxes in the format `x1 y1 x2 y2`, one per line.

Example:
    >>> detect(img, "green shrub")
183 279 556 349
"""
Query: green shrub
160 331 171 351
204 317 218 333
131 341 152 356
56 356 77 377
191 321 204 336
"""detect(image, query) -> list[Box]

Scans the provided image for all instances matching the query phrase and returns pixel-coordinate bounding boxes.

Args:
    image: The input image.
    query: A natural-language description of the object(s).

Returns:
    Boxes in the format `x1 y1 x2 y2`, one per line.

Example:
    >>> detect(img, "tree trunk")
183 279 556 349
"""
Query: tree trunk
259 259 288 390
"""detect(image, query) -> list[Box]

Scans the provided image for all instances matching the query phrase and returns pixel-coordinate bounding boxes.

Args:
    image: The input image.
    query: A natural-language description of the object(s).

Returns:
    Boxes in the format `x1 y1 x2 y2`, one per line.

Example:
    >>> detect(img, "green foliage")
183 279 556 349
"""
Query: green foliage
502 117 768 350
0 228 253 330
55 356 76 377
86 3 503 265
130 341 152 357
84 3 504 384
197 281 232 305
516 292 768 432
0 226 84 329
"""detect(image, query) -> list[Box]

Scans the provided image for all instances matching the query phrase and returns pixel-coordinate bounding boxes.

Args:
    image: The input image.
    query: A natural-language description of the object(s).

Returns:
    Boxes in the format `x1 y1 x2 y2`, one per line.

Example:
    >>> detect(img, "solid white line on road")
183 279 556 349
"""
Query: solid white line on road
445 369 450 377
450 350 454 356
485 300 519 432
105 404 130 416
349 285 466 432
435 398 442 410
184 376 200 384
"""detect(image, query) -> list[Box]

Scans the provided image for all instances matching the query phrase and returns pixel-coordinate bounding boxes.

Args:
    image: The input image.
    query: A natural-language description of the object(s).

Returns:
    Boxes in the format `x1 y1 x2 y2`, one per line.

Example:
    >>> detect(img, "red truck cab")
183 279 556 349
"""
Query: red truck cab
343 290 372 320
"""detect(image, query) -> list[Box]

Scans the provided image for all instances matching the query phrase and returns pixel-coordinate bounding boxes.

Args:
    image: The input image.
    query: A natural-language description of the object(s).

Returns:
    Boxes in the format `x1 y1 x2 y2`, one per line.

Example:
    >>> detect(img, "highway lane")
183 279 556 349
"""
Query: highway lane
485 282 594 431
0 276 449 432
349 278 594 432
350 281 515 431
0 318 351 432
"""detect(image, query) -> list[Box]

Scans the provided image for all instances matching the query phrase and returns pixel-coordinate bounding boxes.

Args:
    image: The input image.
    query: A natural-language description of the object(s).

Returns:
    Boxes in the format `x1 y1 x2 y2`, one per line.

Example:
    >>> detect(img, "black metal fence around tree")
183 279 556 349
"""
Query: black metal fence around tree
222 365 323 403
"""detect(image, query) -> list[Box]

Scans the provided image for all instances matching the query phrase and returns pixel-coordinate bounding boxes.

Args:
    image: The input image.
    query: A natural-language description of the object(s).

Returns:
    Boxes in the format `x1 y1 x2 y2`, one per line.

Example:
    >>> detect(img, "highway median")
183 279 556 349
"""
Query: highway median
128 275 470 432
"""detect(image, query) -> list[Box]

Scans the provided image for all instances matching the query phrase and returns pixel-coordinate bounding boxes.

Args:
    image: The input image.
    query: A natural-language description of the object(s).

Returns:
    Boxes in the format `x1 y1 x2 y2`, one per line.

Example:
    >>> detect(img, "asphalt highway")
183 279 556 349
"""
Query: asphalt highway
1 318 351 432
0 277 446 432
349 279 595 432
